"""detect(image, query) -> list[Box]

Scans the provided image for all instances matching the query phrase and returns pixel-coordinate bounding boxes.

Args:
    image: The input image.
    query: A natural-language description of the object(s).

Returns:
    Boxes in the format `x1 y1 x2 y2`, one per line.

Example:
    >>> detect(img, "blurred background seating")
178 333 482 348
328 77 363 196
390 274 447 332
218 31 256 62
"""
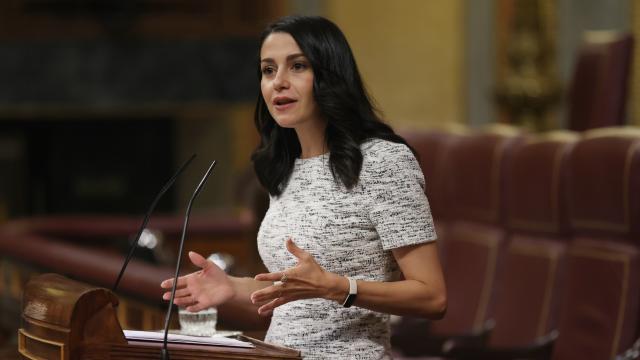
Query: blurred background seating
392 126 640 360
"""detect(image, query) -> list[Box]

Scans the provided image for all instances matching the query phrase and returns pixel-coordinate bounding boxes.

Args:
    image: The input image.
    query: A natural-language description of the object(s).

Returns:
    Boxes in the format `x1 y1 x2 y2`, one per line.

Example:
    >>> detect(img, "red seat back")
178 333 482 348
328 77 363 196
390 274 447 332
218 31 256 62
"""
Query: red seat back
489 132 577 347
554 128 640 359
568 32 634 131
430 127 522 335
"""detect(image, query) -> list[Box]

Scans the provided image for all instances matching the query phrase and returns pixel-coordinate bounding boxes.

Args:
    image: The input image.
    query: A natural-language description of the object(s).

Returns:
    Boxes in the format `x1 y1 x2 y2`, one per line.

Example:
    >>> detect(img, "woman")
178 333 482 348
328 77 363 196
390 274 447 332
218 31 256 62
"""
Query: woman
161 15 446 359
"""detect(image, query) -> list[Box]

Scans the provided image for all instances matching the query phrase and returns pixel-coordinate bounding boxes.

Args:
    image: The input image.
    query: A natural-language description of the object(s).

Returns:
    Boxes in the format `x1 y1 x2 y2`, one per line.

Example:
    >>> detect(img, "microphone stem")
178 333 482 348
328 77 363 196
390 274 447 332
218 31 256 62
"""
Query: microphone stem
112 154 196 292
161 160 217 359
162 197 192 354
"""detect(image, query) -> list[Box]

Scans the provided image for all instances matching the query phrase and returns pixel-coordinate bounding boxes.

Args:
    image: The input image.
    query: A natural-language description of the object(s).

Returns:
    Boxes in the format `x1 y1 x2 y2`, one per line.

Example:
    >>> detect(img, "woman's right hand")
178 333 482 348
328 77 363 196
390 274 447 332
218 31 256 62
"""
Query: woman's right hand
160 251 235 312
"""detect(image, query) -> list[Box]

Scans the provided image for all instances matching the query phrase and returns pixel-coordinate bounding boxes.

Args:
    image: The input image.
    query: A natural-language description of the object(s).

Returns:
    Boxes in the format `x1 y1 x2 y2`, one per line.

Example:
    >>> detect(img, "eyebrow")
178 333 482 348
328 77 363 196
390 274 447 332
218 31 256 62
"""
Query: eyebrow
260 53 307 64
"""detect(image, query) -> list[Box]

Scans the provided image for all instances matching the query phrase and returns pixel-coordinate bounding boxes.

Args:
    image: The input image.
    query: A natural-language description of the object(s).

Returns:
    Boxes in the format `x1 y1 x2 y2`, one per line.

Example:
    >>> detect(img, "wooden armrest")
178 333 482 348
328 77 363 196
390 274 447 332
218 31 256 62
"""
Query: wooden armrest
4 213 253 241
0 233 173 303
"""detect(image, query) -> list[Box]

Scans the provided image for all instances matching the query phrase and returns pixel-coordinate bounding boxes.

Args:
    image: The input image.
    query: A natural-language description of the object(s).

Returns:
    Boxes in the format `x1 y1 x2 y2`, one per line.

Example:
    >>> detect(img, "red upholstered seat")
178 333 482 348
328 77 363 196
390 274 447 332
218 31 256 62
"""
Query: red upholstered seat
428 126 522 338
490 236 565 347
553 128 640 360
392 125 522 357
439 132 577 360
567 128 640 238
433 222 504 335
568 32 634 131
489 132 578 349
555 239 639 360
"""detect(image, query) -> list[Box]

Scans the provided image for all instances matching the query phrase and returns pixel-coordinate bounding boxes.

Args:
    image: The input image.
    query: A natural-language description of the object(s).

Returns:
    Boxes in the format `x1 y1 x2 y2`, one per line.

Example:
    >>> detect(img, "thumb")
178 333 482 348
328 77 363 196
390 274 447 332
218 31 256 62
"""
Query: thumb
285 238 308 260
188 251 210 269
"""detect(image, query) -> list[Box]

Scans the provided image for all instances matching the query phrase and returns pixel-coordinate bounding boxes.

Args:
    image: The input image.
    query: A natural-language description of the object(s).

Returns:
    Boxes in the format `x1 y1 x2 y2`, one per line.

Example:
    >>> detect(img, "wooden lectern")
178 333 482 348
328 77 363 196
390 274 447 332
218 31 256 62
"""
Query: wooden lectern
18 274 301 359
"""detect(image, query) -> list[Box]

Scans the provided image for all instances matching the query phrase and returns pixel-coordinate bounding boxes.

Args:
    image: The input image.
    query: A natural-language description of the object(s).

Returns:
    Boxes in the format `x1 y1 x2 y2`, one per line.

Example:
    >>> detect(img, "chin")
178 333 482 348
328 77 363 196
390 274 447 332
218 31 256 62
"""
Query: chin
272 116 301 129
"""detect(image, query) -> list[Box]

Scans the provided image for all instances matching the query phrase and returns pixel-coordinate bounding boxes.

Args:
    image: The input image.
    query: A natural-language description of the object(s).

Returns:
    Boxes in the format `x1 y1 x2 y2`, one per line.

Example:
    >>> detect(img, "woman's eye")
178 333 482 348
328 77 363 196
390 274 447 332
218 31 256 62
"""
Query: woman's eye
261 66 275 75
292 62 307 71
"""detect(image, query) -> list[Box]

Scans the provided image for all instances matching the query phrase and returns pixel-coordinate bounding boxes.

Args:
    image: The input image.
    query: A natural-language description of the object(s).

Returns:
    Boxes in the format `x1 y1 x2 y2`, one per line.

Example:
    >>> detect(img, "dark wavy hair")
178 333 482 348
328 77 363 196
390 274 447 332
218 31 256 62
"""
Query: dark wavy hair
252 15 412 196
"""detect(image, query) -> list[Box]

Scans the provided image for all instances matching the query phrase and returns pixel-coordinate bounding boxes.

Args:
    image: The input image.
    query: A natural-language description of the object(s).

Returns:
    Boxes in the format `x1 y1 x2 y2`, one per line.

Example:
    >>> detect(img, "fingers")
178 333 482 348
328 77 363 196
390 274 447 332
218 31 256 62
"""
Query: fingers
160 278 173 289
250 284 283 304
253 239 311 283
285 238 309 260
161 252 209 289
162 289 204 311
251 282 306 305
185 302 207 312
258 297 289 316
254 271 285 282
160 277 187 289
161 287 196 306
171 296 196 307
188 251 209 269
162 287 191 300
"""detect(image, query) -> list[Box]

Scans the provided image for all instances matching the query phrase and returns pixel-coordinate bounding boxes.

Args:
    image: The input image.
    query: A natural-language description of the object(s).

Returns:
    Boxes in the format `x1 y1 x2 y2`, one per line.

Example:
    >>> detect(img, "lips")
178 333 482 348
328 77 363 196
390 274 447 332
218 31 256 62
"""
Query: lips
273 96 297 111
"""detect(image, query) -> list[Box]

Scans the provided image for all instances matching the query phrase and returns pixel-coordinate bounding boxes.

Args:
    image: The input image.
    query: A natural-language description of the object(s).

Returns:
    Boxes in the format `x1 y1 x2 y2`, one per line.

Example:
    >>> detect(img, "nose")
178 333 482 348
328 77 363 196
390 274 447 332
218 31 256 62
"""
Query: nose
273 69 289 91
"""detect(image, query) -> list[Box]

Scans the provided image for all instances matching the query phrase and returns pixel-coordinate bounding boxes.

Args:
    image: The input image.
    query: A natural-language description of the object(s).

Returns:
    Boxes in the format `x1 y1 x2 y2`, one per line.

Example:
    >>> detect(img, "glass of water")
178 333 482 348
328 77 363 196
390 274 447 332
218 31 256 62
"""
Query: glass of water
178 307 218 337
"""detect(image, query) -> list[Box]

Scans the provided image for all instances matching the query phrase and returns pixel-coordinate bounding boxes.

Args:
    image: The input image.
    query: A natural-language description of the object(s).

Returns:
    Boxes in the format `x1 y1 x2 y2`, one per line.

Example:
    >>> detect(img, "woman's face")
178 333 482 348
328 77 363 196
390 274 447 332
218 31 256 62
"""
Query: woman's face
260 32 322 129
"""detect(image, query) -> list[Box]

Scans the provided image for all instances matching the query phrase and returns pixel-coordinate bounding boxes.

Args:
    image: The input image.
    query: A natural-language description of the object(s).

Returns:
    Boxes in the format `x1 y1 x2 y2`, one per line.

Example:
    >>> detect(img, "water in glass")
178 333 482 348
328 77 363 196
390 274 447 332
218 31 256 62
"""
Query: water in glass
178 307 217 336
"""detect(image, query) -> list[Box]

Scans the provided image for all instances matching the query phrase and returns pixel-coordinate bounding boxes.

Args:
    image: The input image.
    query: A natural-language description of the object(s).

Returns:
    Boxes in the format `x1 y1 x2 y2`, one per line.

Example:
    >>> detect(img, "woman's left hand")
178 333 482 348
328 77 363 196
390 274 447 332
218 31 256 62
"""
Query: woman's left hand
251 238 345 316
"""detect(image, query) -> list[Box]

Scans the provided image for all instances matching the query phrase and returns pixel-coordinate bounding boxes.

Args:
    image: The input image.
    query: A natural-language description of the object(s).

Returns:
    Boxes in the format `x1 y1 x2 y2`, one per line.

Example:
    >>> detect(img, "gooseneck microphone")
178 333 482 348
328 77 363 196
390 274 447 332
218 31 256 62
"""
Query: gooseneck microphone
112 154 196 292
161 160 217 360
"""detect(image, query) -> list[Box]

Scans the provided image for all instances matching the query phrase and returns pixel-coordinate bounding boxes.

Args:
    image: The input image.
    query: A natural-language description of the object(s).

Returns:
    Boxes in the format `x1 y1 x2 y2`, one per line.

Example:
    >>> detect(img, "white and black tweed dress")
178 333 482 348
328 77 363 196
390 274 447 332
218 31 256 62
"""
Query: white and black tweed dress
257 138 437 359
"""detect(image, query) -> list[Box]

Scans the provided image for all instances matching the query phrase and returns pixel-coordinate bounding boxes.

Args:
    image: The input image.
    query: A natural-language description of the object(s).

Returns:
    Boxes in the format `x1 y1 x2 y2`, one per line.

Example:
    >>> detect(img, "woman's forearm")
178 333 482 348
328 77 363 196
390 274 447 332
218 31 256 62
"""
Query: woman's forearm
324 273 447 319
324 243 447 319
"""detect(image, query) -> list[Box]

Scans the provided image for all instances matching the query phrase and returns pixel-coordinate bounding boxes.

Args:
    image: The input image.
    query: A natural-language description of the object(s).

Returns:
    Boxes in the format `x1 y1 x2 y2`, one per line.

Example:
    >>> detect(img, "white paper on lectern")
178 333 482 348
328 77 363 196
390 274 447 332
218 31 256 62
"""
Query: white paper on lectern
123 330 254 348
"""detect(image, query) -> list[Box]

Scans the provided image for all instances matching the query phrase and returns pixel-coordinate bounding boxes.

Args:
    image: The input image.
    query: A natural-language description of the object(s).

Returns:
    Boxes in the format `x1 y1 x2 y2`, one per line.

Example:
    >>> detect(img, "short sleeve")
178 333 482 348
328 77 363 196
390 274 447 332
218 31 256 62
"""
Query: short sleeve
366 143 437 250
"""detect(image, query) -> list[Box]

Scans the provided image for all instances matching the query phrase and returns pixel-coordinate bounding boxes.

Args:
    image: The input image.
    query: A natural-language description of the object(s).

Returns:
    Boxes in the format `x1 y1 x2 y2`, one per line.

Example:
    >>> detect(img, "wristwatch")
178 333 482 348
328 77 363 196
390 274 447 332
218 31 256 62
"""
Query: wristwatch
342 276 358 308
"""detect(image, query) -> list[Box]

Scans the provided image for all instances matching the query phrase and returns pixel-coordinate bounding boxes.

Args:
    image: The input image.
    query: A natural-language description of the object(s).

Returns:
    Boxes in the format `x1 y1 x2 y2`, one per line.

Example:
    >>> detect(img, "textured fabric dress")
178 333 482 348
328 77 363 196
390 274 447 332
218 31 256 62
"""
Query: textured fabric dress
257 138 437 359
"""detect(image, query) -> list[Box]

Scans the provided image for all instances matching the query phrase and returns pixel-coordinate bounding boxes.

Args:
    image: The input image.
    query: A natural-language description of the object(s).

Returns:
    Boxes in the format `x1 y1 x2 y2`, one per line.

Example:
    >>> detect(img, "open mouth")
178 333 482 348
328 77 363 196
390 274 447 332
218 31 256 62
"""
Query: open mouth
274 97 296 105
273 97 297 111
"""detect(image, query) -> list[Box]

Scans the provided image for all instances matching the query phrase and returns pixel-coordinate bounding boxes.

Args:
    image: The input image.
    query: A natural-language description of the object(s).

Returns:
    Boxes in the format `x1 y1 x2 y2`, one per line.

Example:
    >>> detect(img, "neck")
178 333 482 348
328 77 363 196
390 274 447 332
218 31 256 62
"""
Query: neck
295 120 328 159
